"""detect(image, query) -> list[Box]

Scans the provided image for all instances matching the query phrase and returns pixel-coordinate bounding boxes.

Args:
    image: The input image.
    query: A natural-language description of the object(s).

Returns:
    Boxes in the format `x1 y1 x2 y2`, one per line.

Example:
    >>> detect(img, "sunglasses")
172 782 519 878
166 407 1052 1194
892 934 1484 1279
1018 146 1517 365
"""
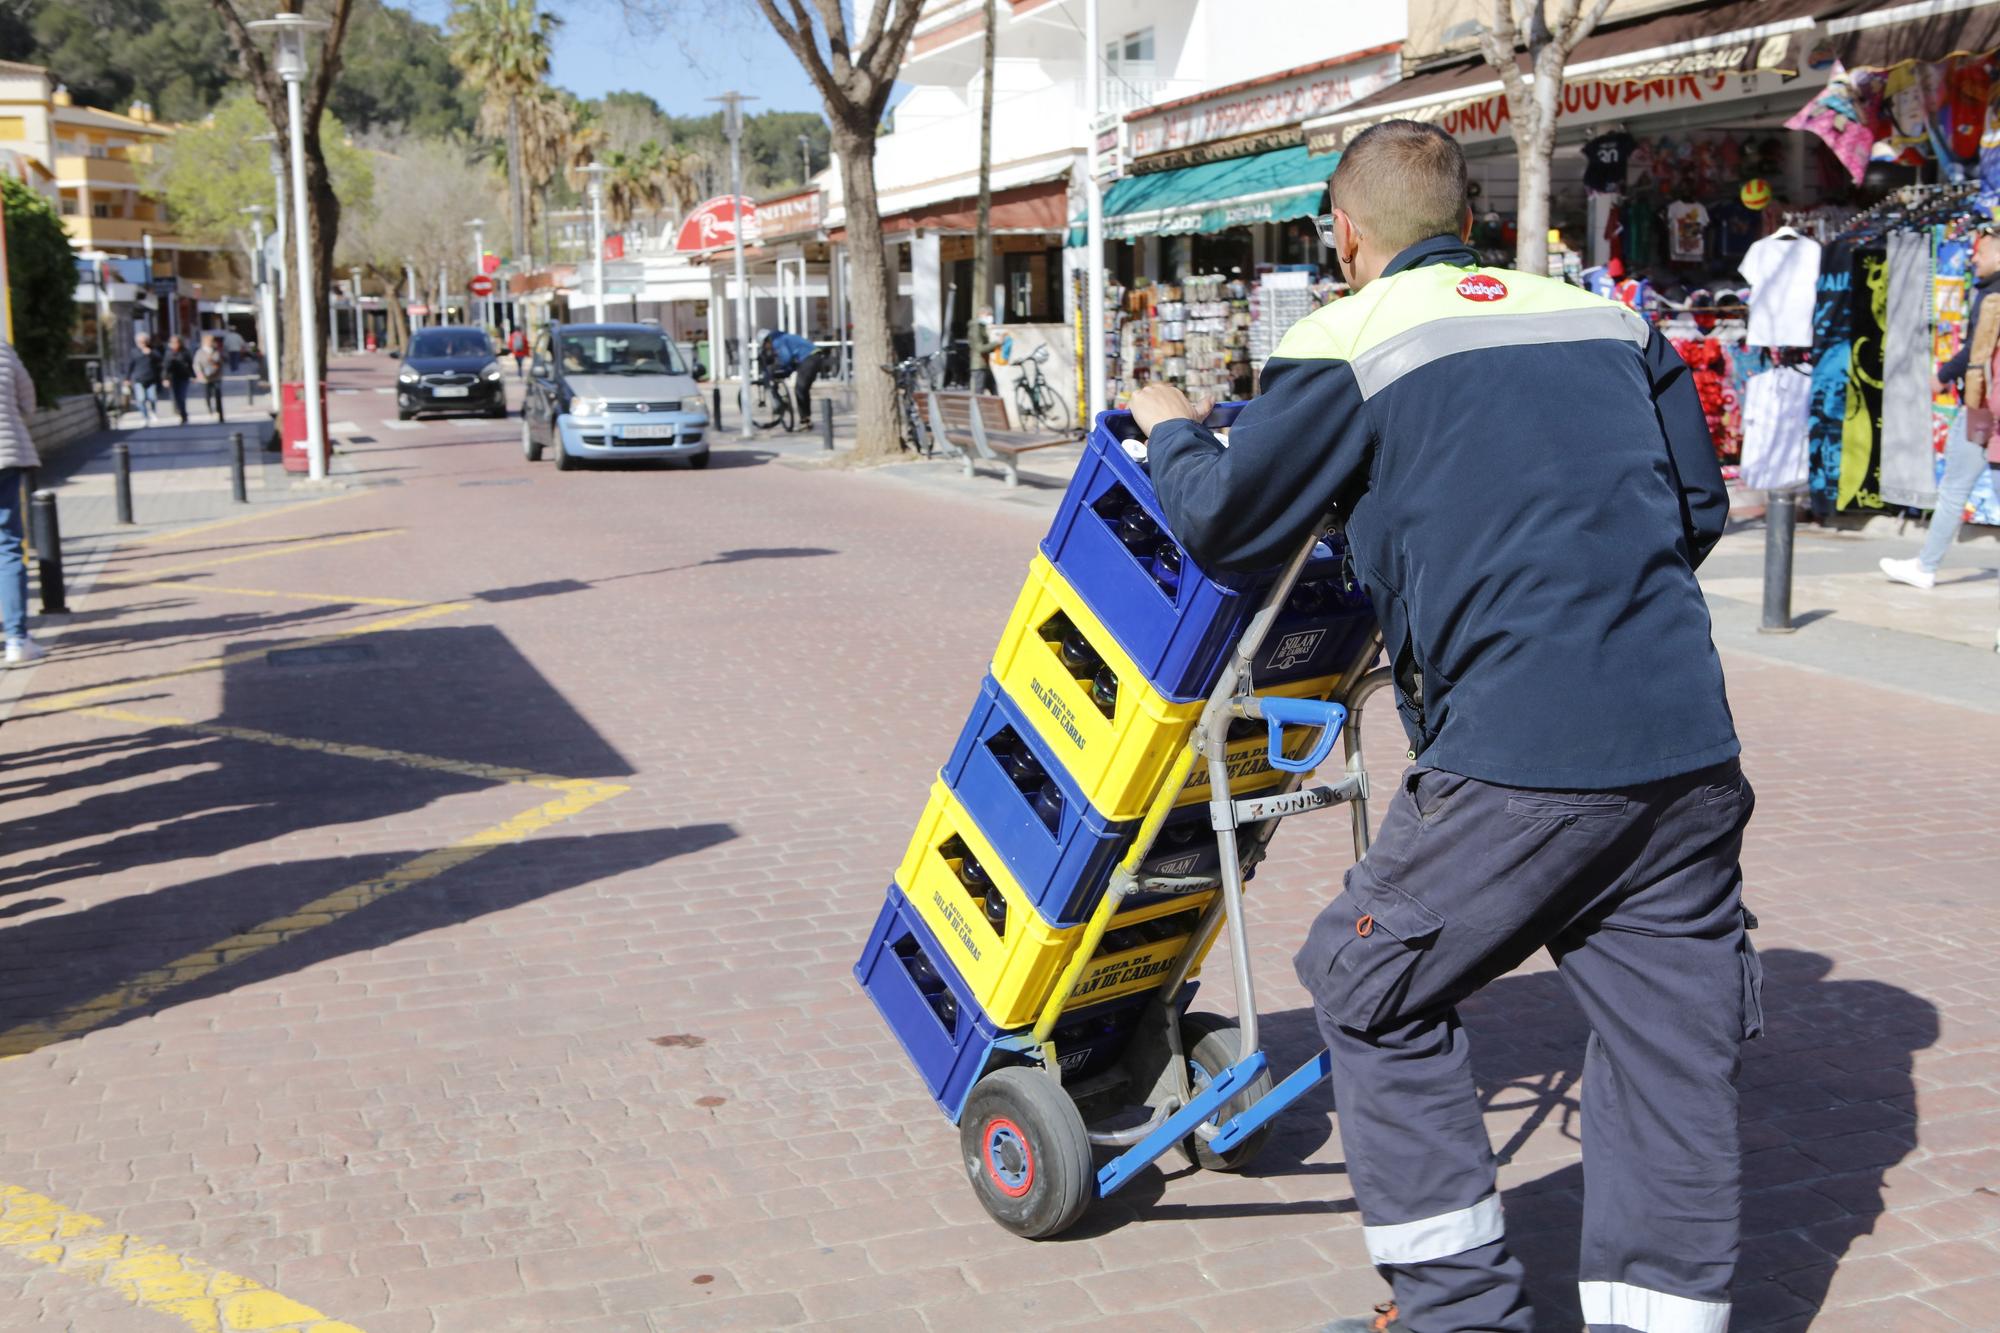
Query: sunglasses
1313 212 1341 249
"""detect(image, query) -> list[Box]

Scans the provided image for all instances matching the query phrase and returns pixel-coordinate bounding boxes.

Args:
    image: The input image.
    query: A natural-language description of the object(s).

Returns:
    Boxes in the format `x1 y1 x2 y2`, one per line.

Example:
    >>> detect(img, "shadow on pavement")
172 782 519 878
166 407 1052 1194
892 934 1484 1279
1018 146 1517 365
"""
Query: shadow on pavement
1093 949 1933 1331
0 621 709 1054
472 547 836 604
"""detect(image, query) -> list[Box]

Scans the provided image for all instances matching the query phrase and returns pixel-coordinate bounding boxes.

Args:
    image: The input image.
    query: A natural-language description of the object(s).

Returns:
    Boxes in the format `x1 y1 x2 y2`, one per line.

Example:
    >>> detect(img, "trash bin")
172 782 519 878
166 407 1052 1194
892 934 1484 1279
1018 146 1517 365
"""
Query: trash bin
279 381 329 474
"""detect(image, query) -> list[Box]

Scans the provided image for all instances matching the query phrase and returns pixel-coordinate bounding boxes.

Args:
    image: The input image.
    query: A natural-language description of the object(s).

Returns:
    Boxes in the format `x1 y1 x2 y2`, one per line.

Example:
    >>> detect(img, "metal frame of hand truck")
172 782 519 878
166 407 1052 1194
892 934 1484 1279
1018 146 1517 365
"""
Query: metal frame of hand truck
989 518 1390 1203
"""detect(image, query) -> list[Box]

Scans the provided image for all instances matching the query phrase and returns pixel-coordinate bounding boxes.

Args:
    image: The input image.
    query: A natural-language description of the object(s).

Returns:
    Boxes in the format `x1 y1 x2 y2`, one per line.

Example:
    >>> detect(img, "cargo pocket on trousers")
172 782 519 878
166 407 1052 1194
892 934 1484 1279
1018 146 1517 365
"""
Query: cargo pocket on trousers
1738 931 1765 1041
1294 868 1446 1035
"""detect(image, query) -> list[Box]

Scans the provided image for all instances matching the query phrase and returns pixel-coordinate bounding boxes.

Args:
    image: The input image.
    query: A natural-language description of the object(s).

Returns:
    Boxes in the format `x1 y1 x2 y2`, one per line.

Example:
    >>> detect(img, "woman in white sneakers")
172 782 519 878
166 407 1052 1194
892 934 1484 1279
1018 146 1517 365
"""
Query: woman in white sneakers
0 335 44 665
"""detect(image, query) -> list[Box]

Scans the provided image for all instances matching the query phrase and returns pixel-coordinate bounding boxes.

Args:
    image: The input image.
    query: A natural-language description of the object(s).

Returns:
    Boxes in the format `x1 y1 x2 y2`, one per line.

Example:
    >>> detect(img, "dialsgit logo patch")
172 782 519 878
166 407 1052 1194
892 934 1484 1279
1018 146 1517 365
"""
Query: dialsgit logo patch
1268 628 1326 672
1456 274 1508 302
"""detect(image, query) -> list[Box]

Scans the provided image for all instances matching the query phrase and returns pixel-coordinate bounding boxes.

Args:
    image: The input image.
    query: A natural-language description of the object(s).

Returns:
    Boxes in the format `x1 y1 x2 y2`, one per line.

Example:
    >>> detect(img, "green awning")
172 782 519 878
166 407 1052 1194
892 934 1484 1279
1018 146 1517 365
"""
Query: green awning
1071 144 1335 245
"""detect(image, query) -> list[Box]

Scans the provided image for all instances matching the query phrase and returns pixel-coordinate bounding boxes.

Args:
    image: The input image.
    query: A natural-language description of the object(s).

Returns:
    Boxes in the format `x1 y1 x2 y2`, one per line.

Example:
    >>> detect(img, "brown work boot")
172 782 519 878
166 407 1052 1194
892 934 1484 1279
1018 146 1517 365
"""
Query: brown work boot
1323 1301 1406 1332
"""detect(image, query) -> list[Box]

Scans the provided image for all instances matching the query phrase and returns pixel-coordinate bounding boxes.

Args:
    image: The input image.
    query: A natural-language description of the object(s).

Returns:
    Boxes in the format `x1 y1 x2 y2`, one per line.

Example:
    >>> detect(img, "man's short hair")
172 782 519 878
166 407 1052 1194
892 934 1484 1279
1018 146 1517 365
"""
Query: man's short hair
1329 119 1468 254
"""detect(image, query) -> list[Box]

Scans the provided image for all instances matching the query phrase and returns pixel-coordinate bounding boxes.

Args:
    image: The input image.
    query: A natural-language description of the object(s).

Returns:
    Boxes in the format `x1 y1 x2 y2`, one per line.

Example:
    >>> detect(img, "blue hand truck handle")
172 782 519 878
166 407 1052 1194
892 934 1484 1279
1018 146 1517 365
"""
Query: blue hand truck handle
1260 698 1348 774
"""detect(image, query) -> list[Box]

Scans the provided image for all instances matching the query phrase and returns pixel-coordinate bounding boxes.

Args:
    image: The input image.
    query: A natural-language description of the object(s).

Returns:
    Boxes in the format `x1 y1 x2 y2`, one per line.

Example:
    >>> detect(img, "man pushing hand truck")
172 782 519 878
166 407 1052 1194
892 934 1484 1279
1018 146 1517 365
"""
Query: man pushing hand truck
1131 120 1757 1333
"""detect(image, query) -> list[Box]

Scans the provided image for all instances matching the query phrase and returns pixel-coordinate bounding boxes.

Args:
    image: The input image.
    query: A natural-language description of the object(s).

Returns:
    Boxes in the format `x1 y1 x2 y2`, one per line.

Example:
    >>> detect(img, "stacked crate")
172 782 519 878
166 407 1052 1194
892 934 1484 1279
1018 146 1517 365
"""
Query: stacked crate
856 407 1377 1121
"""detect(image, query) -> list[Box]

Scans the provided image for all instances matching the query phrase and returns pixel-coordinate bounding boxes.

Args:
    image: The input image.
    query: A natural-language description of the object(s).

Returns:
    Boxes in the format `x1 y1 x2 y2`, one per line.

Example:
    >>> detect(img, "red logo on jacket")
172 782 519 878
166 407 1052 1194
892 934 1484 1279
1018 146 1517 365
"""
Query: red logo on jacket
1455 275 1508 302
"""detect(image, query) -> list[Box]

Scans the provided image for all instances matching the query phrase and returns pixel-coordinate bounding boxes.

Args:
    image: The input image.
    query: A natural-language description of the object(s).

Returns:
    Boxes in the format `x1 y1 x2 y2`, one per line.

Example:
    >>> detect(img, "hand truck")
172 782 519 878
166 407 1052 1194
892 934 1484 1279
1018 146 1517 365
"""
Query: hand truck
954 519 1389 1239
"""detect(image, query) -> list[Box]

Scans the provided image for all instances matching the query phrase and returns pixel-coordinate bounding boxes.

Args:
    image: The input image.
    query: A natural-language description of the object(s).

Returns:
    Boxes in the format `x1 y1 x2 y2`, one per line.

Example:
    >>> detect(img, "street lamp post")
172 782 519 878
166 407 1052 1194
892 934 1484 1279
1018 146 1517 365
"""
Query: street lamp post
710 91 757 441
248 13 330 482
350 264 364 353
467 218 486 330
577 165 607 323
241 204 277 410
798 132 811 183
140 231 156 337
249 132 286 389
1083 0 1106 424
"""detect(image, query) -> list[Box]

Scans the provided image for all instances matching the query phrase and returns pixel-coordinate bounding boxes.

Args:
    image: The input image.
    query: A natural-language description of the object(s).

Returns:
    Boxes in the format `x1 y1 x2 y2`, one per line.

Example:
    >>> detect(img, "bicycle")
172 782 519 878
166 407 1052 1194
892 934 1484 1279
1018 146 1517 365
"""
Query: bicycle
1010 343 1072 433
750 370 796 433
886 354 939 455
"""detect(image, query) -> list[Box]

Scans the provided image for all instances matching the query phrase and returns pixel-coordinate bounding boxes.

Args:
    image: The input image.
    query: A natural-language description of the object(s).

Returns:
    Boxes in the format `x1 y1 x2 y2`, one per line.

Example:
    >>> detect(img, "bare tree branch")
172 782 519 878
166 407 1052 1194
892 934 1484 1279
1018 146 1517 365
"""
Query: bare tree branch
811 0 851 80
207 0 285 130
754 0 843 109
1477 0 1532 127
1557 0 1616 54
307 0 357 126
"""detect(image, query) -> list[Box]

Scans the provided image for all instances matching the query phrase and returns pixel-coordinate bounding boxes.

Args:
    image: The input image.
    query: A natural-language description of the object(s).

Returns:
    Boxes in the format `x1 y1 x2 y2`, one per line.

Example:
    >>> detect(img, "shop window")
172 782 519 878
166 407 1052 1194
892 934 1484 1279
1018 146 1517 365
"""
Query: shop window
59 197 77 216
1106 27 1154 75
92 202 109 218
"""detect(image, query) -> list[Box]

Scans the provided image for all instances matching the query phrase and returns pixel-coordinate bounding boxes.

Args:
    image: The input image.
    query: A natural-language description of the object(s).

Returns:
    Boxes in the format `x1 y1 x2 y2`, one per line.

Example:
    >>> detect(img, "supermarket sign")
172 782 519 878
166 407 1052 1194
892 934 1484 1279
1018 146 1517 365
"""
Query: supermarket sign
1128 51 1400 161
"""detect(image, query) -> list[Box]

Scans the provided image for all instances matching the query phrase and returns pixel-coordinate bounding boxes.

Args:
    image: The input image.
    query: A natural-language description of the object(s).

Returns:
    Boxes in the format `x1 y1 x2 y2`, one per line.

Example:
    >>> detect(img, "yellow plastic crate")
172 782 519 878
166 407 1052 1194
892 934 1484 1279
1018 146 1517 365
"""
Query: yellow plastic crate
992 557 1204 821
897 782 1219 1029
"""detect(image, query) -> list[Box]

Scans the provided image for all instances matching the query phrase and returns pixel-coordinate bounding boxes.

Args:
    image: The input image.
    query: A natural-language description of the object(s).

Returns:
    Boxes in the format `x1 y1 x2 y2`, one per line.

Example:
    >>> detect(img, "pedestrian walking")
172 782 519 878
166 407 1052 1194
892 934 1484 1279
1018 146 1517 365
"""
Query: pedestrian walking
509 326 529 378
1879 223 2000 652
123 332 162 427
164 335 194 426
1132 120 1757 1333
0 335 44 665
760 328 826 427
195 333 226 424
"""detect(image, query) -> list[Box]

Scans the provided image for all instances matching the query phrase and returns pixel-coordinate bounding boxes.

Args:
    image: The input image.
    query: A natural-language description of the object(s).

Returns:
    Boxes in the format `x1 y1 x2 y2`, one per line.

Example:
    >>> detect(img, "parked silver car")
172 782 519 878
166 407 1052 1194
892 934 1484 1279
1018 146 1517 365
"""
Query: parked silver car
521 323 710 470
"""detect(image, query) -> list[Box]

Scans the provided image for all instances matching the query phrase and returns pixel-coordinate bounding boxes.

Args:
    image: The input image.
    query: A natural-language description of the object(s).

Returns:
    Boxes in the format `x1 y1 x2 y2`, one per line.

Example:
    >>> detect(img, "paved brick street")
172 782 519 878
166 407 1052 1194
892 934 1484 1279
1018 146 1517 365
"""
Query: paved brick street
0 352 1996 1332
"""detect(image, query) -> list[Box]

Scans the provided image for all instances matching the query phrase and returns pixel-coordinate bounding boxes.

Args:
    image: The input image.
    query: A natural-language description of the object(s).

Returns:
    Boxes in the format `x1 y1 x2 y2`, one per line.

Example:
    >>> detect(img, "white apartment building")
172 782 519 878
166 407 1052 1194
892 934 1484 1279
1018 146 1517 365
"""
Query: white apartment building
818 0 1408 367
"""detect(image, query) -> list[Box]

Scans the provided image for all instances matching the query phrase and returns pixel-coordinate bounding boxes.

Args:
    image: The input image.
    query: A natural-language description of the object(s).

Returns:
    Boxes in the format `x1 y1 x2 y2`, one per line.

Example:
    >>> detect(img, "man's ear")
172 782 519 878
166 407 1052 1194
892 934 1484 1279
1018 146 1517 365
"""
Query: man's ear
1459 204 1474 242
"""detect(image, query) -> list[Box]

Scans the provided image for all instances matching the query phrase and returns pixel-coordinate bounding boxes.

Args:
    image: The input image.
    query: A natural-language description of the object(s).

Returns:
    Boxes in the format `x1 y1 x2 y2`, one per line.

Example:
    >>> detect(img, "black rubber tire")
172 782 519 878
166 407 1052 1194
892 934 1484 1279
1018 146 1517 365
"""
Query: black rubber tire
554 438 577 471
486 403 507 419
521 417 542 462
1176 1012 1275 1172
960 1066 1093 1239
397 408 413 422
686 450 711 470
1033 387 1071 433
777 397 796 433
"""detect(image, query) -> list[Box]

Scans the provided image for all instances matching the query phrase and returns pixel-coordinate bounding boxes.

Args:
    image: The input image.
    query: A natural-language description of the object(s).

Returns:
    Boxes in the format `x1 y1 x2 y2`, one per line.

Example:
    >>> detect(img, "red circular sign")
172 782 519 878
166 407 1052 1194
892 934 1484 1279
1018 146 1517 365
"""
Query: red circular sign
1456 274 1508 302
467 275 495 297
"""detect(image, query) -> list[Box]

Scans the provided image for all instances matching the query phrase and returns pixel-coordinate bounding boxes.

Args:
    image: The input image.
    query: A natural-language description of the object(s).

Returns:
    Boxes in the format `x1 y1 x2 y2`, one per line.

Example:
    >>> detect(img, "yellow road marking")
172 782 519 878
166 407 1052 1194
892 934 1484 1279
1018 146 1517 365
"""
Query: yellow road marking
126 492 359 546
150 583 426 608
80 706 591 789
104 530 401 585
0 1184 365 1332
25 602 472 716
0 778 623 1060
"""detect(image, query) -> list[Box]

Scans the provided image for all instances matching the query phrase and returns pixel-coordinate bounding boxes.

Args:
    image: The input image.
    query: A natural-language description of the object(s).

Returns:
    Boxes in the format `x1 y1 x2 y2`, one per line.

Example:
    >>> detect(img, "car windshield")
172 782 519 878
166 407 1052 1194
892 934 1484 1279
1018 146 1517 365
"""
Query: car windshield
410 331 492 359
557 331 684 376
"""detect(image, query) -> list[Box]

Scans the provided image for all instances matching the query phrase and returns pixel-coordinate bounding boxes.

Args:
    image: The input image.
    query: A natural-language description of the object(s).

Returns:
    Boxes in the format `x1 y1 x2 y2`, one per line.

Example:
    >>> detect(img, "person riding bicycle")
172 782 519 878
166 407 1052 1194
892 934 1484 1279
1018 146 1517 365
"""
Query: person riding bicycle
759 328 826 428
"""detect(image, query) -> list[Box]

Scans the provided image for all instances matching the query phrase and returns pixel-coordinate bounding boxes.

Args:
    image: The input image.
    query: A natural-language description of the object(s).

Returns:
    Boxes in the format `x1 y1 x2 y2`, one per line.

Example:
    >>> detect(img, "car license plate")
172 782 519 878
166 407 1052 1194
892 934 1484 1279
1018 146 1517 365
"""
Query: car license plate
433 385 469 398
621 424 676 440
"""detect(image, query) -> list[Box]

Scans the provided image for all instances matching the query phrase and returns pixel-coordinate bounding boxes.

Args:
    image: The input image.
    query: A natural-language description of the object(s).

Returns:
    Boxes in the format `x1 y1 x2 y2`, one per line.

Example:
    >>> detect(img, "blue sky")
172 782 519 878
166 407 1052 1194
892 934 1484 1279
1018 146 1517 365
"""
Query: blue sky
402 0 827 117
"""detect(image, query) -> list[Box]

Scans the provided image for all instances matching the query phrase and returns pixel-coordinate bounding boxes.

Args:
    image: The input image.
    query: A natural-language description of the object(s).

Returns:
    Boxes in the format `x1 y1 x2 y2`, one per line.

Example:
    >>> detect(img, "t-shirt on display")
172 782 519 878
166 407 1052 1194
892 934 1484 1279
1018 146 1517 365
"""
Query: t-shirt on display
1739 232 1824 348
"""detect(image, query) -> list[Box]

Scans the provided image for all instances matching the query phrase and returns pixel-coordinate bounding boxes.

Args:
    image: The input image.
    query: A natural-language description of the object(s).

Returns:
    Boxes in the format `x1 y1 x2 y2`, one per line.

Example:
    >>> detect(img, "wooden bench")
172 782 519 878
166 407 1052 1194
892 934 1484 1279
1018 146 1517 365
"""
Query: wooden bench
915 389 1071 487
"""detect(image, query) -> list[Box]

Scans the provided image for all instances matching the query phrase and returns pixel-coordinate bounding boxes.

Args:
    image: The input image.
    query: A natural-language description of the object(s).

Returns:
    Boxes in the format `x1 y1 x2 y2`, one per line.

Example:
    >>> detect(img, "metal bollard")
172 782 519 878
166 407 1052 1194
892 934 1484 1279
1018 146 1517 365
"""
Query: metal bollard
29 490 66 614
821 410 834 452
711 385 723 425
113 441 134 525
229 430 248 504
1759 488 1797 634
245 375 255 404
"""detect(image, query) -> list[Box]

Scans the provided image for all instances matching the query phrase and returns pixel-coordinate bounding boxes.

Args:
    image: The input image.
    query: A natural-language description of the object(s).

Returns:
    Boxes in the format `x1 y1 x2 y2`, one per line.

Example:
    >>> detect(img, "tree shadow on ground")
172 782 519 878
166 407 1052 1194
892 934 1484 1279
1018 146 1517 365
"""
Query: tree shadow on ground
1091 949 1934 1331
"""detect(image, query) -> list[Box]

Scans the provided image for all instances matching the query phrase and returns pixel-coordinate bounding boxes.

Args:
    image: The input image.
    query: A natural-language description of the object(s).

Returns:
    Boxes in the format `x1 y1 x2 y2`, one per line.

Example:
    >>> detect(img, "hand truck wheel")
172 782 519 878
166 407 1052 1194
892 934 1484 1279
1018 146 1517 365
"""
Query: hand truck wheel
1177 1012 1275 1172
960 1065 1093 1239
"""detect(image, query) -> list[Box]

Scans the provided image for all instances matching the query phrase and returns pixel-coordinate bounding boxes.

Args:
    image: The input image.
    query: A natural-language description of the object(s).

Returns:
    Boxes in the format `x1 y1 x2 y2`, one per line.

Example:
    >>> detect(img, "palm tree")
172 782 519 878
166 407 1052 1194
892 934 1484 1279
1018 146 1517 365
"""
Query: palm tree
448 0 560 263
518 85 574 266
658 144 704 224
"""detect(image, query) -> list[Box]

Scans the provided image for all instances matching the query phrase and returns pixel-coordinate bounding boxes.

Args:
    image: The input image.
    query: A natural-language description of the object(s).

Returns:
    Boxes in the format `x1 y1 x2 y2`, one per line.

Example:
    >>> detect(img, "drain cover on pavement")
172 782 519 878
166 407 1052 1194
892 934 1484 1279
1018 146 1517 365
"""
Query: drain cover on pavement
266 643 378 667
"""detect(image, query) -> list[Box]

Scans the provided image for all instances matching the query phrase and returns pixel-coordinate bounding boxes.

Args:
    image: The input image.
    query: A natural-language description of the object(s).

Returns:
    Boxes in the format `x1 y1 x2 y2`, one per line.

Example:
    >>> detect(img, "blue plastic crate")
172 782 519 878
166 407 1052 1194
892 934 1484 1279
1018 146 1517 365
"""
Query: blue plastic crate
941 674 1138 928
1040 408 1352 700
853 887 1181 1122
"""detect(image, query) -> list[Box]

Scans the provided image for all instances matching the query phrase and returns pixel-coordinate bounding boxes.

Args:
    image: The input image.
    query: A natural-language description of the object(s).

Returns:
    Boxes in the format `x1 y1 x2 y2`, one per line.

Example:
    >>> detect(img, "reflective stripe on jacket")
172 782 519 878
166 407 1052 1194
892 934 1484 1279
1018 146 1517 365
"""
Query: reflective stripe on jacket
1149 235 1739 790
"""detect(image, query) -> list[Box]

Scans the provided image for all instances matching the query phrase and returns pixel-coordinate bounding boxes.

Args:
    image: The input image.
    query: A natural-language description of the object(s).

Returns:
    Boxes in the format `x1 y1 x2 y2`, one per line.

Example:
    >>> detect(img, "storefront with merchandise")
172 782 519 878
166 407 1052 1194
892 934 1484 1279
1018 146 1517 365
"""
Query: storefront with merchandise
1072 46 1402 407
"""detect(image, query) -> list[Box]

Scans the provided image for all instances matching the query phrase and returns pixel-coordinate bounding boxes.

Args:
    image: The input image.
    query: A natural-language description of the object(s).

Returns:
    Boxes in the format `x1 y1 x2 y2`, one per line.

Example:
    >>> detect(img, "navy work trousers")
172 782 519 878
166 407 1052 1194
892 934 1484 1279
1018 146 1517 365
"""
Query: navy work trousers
1296 761 1760 1333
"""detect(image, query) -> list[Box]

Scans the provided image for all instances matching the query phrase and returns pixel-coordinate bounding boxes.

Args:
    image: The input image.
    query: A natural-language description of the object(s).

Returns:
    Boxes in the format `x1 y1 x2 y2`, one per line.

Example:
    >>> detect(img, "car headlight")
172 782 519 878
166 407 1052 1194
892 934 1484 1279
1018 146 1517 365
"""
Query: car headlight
481 362 503 381
570 396 606 417
397 369 418 384
679 395 707 415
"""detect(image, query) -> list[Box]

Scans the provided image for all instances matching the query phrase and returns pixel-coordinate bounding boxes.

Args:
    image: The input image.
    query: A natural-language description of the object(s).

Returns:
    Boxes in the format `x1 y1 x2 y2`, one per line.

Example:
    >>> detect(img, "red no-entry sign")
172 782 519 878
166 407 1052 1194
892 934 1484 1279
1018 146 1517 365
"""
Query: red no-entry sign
467 274 495 297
